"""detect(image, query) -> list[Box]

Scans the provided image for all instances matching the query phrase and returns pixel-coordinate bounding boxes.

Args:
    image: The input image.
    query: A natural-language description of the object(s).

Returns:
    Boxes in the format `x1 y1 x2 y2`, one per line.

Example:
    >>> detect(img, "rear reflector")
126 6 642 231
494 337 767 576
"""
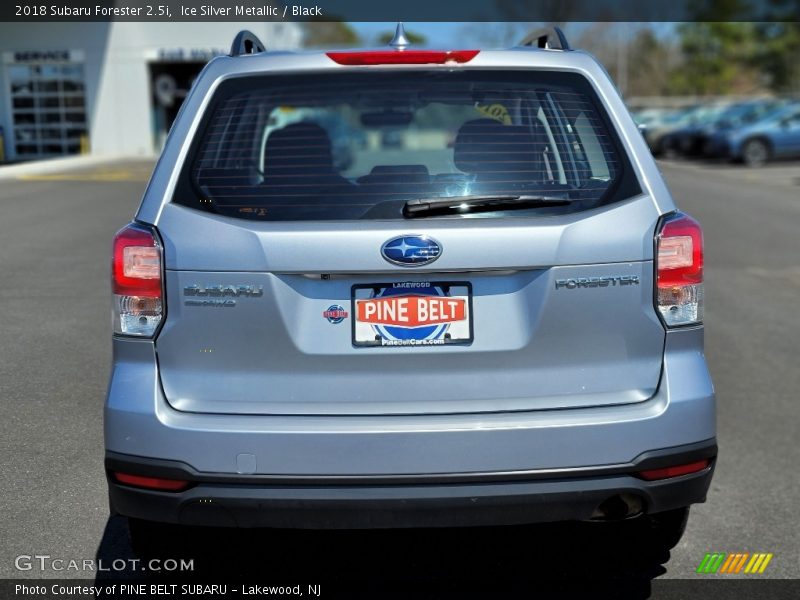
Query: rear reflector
326 50 479 66
637 458 711 481
113 472 190 492
112 222 163 337
656 211 704 327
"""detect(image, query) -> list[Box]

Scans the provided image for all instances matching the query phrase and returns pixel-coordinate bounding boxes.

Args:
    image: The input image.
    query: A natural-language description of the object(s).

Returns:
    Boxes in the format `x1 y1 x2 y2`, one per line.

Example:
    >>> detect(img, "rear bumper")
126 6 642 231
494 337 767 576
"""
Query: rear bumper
107 441 716 529
105 329 715 476
105 327 717 527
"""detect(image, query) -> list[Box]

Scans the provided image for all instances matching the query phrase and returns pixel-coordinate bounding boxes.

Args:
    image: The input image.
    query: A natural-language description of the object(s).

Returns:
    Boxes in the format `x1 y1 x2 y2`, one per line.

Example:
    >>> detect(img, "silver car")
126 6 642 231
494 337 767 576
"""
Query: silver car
105 27 716 556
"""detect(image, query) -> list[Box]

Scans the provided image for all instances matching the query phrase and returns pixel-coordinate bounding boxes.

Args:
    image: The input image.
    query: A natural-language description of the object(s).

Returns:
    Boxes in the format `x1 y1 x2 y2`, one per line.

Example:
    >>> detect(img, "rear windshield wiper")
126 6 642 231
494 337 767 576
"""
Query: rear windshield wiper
403 194 572 218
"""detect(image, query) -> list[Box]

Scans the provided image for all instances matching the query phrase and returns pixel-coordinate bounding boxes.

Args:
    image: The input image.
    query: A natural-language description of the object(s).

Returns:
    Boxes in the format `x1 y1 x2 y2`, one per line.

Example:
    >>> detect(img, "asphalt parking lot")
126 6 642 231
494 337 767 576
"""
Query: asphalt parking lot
0 158 798 596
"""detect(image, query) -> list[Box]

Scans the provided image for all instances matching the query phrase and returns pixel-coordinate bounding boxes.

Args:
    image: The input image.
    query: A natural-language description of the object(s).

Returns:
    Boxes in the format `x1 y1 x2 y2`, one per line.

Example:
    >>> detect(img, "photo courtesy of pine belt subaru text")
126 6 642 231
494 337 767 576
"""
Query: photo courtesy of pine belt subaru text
104 26 716 555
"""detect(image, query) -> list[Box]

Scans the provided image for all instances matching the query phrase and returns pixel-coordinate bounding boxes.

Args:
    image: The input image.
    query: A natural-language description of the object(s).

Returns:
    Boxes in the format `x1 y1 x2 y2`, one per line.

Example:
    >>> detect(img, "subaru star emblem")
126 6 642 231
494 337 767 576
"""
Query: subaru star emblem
381 235 441 267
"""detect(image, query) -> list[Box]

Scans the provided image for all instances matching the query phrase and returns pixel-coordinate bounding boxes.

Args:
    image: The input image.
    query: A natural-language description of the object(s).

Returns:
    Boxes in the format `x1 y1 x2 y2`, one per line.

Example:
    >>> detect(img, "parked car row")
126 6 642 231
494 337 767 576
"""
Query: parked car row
632 99 800 167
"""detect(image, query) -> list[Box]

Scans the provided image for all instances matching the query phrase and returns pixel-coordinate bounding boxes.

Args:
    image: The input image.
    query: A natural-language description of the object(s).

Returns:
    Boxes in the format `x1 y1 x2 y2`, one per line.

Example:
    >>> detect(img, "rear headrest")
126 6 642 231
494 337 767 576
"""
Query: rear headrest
360 165 429 184
453 118 542 181
263 122 334 177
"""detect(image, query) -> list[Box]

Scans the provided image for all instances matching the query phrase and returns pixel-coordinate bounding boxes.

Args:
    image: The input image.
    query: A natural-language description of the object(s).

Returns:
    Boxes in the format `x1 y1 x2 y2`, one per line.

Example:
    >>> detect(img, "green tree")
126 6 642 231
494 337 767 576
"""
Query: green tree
376 30 427 46
627 28 673 97
301 22 360 48
668 22 761 95
753 21 800 93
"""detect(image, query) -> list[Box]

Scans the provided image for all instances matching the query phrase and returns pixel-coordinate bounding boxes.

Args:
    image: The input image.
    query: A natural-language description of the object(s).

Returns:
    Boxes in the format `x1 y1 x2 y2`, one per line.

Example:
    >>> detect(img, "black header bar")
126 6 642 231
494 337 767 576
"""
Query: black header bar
2 0 799 22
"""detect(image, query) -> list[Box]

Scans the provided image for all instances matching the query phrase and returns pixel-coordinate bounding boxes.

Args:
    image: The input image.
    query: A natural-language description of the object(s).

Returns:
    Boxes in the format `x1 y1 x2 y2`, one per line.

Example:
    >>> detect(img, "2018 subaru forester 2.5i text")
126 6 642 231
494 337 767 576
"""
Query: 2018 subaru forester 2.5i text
105 27 716 555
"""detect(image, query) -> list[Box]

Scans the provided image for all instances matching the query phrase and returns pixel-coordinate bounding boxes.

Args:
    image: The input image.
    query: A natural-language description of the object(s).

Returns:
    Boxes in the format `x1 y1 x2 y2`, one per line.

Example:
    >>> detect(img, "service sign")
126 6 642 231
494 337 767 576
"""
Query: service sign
352 282 472 347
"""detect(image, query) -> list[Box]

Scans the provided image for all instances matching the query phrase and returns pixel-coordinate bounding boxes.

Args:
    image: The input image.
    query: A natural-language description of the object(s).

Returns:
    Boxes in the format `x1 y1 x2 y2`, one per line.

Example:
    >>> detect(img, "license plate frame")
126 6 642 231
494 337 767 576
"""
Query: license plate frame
351 281 473 348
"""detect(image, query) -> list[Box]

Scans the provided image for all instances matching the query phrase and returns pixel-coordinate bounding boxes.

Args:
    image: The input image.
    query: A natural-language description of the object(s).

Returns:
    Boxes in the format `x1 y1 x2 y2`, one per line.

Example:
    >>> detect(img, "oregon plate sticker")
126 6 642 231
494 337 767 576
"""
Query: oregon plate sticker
352 282 472 347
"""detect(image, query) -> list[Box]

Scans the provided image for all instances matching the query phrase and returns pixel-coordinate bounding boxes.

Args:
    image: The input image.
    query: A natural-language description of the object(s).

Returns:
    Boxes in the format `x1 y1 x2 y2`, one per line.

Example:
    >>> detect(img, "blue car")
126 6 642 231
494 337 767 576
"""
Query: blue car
706 103 800 166
659 103 733 156
637 106 701 156
665 100 780 158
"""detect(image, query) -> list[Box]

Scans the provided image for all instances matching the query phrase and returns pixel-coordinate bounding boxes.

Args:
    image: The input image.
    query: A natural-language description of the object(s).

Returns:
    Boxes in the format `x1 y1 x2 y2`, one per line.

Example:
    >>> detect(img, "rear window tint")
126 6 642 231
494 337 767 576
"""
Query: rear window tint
176 71 640 221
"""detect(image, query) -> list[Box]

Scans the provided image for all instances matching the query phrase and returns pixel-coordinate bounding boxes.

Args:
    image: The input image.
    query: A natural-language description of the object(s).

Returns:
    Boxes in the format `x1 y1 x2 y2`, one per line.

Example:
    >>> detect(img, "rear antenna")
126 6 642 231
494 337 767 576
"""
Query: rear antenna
389 22 410 49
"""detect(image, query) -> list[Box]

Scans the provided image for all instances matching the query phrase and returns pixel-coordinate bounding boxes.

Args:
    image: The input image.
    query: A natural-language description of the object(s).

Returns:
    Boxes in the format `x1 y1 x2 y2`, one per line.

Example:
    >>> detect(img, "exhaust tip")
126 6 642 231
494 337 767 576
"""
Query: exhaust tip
590 493 644 521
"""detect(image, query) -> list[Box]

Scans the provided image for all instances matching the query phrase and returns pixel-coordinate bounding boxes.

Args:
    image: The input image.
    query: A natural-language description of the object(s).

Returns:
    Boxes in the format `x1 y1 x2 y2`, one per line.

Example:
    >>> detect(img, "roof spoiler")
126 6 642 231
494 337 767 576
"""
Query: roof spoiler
230 30 266 57
519 26 571 51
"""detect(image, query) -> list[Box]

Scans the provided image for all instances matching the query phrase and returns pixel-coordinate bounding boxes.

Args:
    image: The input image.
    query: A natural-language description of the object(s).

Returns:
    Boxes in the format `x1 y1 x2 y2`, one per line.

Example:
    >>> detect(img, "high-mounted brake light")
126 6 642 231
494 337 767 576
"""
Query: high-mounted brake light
656 212 704 327
113 471 190 492
326 50 480 66
112 222 163 337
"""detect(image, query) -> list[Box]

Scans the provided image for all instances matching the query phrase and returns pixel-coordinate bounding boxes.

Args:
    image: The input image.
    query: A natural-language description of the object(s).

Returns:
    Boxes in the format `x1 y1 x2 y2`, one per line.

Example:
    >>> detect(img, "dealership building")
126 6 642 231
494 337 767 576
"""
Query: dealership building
0 22 302 163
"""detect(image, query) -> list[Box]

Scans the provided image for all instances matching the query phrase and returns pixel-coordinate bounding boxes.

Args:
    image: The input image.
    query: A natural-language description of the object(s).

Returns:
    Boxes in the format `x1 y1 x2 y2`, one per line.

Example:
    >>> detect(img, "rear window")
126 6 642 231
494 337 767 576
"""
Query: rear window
176 70 640 221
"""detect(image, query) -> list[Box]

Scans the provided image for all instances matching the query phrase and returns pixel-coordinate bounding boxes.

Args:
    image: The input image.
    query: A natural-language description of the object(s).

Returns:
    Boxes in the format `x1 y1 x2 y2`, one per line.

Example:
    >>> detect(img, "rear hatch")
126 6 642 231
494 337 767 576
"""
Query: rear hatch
153 68 664 416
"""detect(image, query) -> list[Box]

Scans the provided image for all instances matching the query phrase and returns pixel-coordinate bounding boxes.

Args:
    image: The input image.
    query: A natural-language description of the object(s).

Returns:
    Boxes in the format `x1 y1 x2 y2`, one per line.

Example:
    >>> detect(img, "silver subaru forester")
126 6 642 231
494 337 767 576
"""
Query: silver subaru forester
105 27 716 555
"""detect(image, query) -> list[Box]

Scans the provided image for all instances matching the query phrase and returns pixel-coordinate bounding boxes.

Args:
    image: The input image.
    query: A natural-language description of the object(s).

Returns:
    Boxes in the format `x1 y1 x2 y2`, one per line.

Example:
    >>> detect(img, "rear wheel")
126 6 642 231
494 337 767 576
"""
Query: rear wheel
742 138 770 167
128 518 194 559
128 518 162 558
661 141 679 160
618 507 689 554
643 507 690 551
588 506 689 565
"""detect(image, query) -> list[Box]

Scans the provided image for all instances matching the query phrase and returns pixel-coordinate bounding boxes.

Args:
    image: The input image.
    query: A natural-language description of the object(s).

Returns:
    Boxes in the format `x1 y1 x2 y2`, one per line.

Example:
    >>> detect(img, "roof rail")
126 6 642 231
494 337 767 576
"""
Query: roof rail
519 26 571 51
230 30 266 57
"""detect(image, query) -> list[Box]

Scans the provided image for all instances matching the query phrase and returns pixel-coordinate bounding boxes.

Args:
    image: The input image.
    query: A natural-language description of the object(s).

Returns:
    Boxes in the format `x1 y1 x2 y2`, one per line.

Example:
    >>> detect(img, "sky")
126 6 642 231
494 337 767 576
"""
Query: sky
351 22 467 47
351 22 677 49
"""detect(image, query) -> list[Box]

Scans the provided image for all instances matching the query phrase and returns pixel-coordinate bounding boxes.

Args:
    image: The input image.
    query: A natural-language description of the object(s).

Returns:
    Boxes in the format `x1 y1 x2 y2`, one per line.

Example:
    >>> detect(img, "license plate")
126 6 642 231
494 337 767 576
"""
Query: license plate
352 282 472 347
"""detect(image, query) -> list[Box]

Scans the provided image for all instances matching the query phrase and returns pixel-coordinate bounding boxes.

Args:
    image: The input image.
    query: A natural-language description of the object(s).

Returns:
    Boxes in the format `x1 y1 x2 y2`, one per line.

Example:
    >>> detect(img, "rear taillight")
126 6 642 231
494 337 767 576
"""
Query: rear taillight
656 212 703 327
112 222 163 337
326 50 479 66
